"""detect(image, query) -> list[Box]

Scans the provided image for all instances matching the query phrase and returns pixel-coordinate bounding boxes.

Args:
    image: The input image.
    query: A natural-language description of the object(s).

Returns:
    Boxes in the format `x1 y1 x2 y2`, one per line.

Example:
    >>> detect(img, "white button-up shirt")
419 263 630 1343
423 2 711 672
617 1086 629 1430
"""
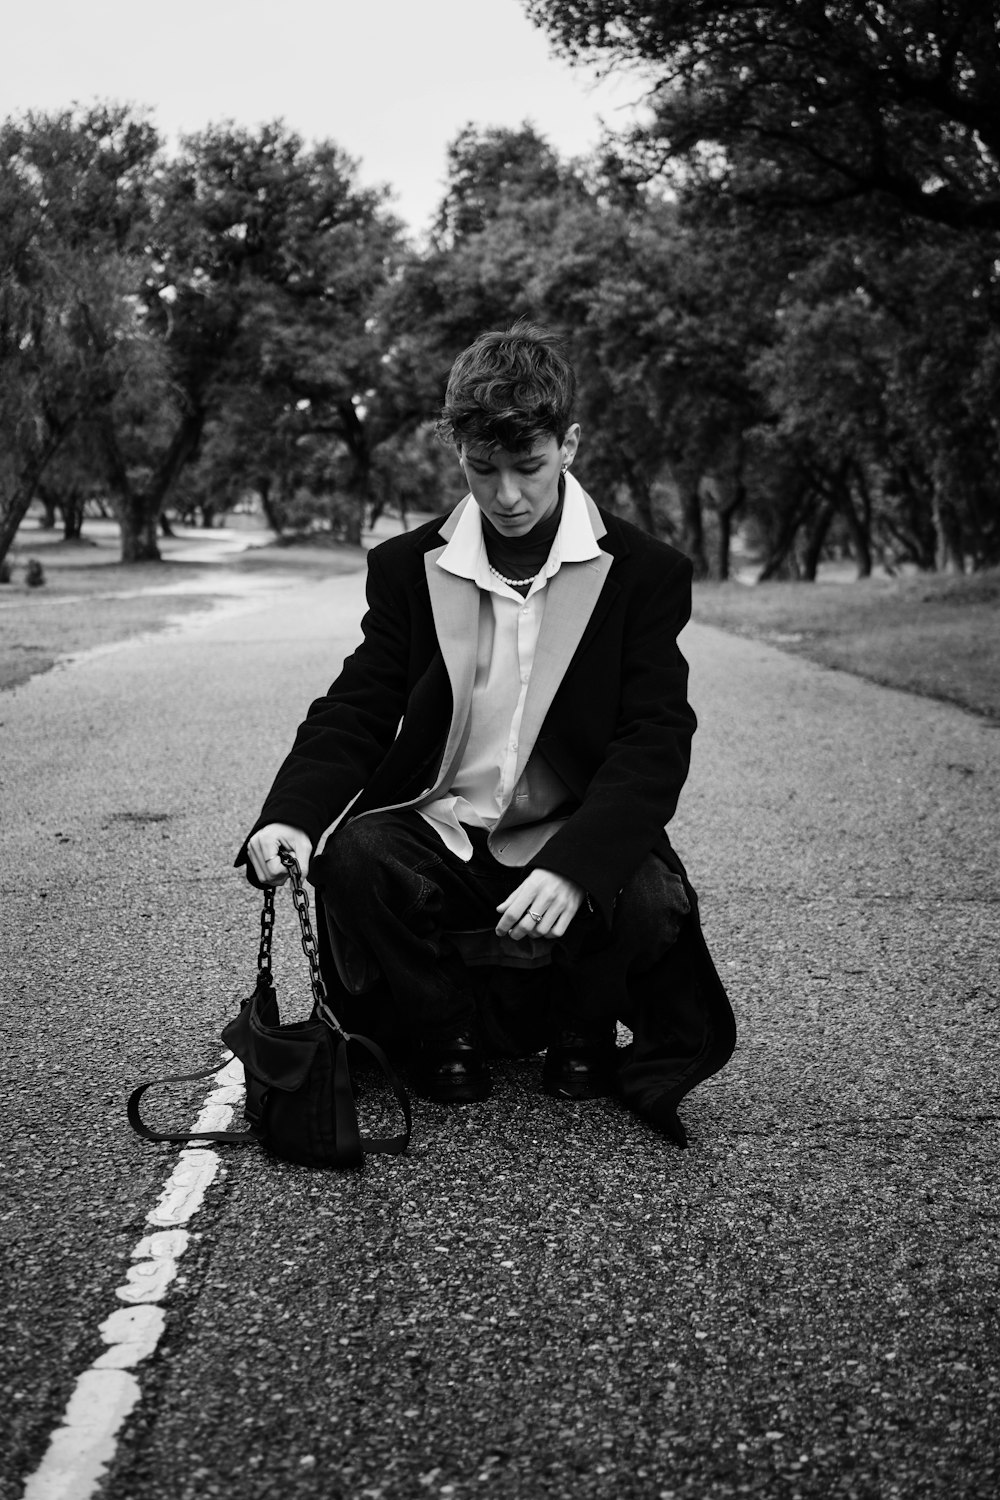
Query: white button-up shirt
418 475 602 860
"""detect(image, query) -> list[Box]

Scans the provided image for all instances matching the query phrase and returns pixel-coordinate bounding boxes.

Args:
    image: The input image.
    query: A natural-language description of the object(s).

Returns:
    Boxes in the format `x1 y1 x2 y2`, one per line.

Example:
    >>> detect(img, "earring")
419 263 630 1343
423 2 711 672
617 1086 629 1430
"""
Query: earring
560 461 570 475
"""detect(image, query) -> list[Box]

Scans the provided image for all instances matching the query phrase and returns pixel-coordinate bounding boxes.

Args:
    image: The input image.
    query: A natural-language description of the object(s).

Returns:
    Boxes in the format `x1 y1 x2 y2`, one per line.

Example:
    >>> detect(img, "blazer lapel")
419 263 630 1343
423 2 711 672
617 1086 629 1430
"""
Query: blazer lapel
510 549 613 788
423 543 479 789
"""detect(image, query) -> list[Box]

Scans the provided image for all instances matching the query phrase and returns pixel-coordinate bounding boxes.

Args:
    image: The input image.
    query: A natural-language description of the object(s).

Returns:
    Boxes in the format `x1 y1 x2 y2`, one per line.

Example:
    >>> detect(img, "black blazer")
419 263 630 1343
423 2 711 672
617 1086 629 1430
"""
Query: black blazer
239 501 696 922
238 500 738 1122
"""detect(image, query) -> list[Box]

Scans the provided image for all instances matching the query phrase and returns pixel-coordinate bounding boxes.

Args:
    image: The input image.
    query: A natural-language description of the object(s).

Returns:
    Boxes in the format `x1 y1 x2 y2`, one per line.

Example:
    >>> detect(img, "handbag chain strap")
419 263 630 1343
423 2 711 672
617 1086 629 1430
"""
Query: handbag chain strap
257 879 275 973
256 847 348 1040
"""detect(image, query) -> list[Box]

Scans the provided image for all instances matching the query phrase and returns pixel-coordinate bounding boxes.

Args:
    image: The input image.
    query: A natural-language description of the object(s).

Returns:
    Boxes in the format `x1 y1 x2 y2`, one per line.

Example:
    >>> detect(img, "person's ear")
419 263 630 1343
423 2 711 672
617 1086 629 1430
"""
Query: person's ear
561 424 581 470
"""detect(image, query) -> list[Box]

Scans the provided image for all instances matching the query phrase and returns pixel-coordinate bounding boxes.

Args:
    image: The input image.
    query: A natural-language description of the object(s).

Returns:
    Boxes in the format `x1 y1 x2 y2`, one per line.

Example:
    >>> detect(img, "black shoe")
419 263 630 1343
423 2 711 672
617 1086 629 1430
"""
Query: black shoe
412 1031 491 1104
542 1027 617 1100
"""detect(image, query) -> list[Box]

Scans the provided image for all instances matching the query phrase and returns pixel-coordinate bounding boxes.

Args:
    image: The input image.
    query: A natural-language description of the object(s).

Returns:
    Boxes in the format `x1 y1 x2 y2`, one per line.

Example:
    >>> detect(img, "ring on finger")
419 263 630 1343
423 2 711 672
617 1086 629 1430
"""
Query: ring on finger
527 909 543 922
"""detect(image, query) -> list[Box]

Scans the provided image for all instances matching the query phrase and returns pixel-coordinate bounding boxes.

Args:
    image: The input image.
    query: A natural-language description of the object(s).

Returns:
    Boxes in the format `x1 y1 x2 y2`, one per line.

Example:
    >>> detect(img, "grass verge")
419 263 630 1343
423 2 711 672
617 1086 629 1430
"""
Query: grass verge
693 569 1000 722
0 542 366 694
0 564 224 693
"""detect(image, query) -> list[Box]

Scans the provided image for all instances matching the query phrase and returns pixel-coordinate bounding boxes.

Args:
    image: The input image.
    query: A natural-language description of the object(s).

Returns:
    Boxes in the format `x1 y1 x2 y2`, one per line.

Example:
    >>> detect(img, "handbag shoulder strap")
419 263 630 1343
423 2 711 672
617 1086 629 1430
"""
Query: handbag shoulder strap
345 1034 412 1155
127 1035 412 1156
127 1058 262 1146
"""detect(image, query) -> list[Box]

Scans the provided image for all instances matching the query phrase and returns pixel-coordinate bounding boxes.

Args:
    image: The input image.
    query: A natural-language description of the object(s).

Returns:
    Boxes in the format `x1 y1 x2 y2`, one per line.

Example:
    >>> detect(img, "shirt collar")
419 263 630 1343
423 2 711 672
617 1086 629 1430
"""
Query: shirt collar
437 472 602 587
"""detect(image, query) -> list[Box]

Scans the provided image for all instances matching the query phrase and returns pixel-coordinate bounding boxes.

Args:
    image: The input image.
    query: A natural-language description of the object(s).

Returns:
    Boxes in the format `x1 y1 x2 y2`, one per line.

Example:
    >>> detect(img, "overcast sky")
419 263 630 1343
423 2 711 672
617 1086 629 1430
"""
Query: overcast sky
1 0 646 237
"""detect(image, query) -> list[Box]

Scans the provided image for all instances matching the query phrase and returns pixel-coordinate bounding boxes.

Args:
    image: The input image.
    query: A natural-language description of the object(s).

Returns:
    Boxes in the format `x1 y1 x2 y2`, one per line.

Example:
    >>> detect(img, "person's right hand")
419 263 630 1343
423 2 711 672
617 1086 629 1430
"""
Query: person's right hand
246 823 314 885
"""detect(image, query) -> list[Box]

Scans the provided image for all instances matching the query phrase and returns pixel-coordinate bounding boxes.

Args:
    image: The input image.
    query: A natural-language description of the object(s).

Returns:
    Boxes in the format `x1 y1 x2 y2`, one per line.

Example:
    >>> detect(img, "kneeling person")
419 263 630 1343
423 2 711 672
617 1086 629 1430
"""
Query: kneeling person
238 323 735 1146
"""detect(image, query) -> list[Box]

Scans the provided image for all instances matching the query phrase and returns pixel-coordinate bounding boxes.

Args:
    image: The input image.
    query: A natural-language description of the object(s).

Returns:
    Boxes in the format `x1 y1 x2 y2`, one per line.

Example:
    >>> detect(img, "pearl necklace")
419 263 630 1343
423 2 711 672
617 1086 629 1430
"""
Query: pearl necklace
488 563 538 588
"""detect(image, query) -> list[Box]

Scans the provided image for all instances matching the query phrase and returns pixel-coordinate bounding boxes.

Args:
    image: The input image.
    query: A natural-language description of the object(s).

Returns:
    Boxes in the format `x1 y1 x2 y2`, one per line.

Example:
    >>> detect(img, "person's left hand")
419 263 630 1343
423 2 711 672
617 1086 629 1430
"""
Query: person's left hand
496 868 586 941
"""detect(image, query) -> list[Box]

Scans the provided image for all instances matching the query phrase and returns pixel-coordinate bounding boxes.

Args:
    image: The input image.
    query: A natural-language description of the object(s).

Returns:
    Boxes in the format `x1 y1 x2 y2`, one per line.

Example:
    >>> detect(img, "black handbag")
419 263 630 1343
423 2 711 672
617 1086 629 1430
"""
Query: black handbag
128 850 412 1168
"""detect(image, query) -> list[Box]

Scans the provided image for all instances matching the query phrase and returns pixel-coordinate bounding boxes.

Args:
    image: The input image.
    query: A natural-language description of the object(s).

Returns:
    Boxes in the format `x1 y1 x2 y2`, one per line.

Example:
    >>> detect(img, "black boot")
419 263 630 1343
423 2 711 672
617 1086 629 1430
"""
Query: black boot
411 1030 491 1104
542 1025 617 1100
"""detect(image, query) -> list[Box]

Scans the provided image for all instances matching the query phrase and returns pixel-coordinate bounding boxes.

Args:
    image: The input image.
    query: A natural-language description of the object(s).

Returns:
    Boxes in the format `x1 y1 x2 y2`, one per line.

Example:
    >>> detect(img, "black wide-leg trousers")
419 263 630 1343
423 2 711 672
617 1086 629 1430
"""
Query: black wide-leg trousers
317 810 691 1046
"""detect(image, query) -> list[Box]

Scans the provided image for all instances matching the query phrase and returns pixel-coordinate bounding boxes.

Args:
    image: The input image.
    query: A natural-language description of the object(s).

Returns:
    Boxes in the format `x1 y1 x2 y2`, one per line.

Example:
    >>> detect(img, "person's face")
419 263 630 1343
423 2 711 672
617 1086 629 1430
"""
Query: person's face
460 426 580 537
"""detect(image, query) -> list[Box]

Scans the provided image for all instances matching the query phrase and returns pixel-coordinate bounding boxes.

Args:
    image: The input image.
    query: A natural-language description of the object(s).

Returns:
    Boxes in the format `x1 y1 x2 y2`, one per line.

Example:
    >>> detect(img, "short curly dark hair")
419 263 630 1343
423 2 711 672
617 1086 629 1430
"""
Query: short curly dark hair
437 320 576 453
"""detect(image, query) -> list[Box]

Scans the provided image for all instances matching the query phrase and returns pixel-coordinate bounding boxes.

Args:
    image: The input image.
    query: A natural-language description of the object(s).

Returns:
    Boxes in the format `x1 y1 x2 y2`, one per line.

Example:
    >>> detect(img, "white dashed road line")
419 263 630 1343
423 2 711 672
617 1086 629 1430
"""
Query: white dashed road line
21 1057 245 1500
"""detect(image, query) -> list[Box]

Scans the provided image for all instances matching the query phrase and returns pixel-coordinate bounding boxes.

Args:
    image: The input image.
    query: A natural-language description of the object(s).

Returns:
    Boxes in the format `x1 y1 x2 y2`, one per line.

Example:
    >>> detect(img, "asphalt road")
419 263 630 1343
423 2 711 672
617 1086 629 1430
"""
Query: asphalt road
2 561 997 1500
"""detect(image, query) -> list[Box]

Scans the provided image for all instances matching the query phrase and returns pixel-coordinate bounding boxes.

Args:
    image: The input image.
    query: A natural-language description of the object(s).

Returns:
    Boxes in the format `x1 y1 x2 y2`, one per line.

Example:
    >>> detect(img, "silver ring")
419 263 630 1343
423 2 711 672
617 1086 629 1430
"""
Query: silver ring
527 909 543 922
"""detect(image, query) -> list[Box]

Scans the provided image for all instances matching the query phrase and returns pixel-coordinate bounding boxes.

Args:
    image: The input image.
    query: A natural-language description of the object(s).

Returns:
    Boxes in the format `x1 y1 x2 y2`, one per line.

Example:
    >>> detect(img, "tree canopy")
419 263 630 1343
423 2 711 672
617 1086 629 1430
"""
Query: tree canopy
0 105 163 562
526 1 1000 230
0 108 408 563
2 77 998 580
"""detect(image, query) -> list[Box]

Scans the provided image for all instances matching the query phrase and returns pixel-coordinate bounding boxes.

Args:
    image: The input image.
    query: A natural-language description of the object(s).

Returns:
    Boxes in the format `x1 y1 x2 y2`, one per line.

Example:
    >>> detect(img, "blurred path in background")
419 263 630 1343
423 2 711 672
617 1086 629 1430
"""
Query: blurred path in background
2 558 997 1499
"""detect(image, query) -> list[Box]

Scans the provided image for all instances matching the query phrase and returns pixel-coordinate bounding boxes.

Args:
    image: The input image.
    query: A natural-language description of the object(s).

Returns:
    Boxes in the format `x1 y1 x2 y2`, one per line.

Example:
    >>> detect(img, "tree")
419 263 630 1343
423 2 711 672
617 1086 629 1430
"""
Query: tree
435 122 584 243
382 123 593 420
527 3 1000 574
390 112 1000 579
526 1 1000 230
1 114 410 563
0 106 163 567
367 421 466 528
547 195 776 574
199 126 406 546
35 424 110 541
741 222 1000 576
870 230 1000 570
85 123 400 558
389 124 782 574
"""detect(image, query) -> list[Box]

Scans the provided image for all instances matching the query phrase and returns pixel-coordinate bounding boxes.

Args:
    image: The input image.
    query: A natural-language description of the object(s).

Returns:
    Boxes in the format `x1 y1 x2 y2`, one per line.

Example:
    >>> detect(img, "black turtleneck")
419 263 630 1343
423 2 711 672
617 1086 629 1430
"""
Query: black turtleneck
481 485 565 596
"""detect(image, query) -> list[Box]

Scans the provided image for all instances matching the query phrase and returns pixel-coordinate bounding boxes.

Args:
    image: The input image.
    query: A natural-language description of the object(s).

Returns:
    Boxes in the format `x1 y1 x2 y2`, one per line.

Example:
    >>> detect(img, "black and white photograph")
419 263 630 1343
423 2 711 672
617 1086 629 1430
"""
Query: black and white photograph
2 3 998 1498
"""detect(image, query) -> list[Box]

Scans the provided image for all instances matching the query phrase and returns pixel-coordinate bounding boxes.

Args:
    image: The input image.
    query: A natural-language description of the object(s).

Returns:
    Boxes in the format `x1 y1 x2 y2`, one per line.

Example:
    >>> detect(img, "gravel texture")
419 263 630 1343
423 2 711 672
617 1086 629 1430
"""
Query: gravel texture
1 567 997 1499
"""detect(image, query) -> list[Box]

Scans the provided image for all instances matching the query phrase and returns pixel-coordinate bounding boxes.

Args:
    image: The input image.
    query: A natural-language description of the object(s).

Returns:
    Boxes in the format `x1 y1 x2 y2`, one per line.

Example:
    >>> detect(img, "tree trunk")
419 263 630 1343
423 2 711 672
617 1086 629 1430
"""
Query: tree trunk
801 497 837 581
895 464 937 570
38 489 58 529
338 401 371 548
630 474 656 537
707 429 748 581
932 488 965 573
717 506 732 581
258 482 284 536
0 483 40 568
757 488 811 582
106 479 163 562
715 478 746 581
0 426 74 564
611 449 657 537
839 482 872 579
342 491 365 547
61 487 86 541
117 499 164 562
98 407 204 563
675 468 709 579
